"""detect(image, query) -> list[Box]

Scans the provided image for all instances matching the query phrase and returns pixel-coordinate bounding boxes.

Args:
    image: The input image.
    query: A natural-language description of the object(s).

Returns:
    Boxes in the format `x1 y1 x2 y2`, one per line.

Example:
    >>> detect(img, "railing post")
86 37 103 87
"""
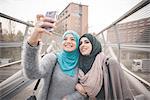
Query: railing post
113 24 121 63
24 25 30 40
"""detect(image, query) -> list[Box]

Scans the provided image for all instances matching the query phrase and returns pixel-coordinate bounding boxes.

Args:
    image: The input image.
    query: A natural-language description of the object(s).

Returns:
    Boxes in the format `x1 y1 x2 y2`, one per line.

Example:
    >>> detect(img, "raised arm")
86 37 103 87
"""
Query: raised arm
22 14 56 79
22 41 57 79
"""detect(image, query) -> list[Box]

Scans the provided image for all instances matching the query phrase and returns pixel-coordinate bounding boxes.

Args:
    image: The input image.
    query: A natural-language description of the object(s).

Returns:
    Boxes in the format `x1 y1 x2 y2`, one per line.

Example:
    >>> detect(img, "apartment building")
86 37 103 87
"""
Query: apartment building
55 2 88 36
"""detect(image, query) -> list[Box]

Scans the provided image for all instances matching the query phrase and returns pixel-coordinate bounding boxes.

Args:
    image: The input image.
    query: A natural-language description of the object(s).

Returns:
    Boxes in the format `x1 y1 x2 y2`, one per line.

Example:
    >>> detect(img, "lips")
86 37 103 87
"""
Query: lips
64 44 73 47
81 47 87 52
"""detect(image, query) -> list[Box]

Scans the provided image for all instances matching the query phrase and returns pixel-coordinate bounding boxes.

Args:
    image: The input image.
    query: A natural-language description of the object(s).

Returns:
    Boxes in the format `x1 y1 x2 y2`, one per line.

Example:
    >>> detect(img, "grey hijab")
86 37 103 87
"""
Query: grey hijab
79 33 102 74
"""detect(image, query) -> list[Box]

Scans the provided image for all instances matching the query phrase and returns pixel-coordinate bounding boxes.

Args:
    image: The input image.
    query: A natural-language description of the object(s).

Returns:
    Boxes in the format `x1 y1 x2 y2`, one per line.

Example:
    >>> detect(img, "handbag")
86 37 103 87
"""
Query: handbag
26 79 41 100
26 95 36 100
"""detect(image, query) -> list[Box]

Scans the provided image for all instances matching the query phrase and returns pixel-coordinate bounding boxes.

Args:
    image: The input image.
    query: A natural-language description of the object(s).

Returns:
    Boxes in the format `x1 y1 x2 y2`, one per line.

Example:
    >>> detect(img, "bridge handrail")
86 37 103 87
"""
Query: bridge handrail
105 43 150 52
96 0 150 36
0 60 21 68
0 12 62 37
95 0 150 88
0 13 34 27
107 43 150 87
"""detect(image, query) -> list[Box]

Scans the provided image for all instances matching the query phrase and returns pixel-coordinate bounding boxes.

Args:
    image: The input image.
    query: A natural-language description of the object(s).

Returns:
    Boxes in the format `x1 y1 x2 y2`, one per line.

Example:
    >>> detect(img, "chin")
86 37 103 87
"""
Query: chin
81 52 90 56
64 49 74 52
81 53 86 55
67 50 73 52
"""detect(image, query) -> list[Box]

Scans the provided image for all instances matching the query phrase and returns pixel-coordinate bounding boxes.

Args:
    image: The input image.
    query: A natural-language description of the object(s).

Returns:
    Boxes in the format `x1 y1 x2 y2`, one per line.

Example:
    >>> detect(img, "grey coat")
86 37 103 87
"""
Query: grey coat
101 58 134 100
22 42 84 100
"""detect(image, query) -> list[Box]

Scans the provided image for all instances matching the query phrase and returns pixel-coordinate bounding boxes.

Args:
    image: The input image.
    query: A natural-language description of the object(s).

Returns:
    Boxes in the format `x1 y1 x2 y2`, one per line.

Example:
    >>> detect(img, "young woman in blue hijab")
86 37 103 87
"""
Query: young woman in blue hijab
22 14 84 100
56 30 79 77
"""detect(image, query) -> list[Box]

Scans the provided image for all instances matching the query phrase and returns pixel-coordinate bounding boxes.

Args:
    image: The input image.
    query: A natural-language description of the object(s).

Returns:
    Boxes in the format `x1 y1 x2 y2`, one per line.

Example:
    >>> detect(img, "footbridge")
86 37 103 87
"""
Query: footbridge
0 0 150 100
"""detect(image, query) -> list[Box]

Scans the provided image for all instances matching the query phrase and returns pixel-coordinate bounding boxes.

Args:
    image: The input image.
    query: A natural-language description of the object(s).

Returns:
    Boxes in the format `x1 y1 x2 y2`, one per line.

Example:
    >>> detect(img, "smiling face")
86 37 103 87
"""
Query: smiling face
79 37 92 56
62 33 77 52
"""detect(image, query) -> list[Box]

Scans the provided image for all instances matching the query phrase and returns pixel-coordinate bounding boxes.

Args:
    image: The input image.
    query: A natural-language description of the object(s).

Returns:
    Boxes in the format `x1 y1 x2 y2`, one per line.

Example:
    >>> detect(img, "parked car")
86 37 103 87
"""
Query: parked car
132 59 150 72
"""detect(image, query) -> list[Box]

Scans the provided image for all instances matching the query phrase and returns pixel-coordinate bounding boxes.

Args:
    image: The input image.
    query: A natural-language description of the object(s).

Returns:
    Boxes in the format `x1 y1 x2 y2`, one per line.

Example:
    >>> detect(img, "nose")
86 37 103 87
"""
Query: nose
81 41 86 46
66 39 71 43
80 43 85 48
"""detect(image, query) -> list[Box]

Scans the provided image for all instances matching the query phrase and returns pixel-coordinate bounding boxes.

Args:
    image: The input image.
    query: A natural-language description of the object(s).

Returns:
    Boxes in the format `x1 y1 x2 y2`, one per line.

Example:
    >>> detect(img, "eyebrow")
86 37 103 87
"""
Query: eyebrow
67 36 74 38
81 38 89 41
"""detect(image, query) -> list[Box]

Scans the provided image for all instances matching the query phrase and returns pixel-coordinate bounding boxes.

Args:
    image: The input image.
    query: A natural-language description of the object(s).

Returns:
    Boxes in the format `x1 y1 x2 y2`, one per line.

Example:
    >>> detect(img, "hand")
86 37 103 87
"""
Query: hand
62 96 67 100
28 14 56 46
75 83 87 96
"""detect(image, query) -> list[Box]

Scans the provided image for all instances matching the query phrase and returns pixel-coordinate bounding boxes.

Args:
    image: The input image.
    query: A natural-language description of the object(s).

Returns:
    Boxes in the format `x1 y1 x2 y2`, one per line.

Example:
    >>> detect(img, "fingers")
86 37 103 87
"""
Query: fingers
75 83 87 96
43 16 56 23
62 97 67 100
36 14 44 21
76 84 84 92
34 27 52 36
35 14 56 32
41 21 55 29
35 20 55 29
36 14 56 24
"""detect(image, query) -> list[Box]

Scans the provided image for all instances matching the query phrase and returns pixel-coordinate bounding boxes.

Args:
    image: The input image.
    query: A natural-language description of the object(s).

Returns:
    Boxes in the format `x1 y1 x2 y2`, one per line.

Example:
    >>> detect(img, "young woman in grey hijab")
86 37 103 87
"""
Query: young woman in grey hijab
75 33 134 100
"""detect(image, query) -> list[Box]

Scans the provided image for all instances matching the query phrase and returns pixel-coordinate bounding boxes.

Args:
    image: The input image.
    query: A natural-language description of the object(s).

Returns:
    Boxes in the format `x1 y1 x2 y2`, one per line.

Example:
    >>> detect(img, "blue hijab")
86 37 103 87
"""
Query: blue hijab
56 30 80 77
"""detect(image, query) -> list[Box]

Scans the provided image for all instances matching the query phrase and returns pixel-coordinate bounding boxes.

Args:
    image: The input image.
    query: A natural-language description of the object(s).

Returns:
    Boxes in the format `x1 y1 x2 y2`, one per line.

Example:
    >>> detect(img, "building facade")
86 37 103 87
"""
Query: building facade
107 17 150 44
55 2 88 36
0 22 2 41
107 17 150 61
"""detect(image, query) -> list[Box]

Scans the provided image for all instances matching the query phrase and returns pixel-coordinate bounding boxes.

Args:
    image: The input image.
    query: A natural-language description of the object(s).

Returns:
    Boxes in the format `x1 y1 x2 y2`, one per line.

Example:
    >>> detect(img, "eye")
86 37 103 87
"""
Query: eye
63 37 67 40
71 38 75 41
79 41 83 45
85 40 90 44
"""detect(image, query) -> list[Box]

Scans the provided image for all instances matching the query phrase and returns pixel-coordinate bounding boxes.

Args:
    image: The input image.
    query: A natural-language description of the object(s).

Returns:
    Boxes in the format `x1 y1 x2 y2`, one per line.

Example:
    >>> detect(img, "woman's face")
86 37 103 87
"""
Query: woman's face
79 37 92 55
62 34 76 52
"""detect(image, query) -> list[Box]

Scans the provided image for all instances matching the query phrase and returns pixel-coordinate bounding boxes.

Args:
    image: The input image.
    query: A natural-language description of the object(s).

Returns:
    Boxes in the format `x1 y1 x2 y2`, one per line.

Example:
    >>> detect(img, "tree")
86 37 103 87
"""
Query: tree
16 30 24 42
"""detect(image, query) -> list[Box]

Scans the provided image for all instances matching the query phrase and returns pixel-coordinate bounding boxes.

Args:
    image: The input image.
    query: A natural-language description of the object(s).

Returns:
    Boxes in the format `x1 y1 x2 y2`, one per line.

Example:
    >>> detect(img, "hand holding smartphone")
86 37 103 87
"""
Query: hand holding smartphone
45 11 57 32
29 11 57 46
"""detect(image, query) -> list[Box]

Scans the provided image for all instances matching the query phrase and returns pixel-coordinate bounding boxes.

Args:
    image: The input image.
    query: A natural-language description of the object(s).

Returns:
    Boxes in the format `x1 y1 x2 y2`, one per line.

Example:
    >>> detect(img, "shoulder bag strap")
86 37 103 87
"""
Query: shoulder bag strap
33 55 57 92
33 79 41 91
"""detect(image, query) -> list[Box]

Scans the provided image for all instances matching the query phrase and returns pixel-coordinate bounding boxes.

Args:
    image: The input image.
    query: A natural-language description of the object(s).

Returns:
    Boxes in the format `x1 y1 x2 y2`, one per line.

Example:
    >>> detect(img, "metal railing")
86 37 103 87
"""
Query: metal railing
96 0 150 36
95 0 150 88
0 13 34 27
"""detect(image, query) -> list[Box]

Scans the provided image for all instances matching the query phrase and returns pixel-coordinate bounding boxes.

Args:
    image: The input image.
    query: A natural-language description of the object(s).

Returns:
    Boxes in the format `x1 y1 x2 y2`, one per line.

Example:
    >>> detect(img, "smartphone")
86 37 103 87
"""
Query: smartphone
45 11 57 32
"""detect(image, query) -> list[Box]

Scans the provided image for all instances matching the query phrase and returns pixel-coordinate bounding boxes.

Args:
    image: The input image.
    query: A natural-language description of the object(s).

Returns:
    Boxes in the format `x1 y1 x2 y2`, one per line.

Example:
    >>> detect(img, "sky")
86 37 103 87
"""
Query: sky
0 0 142 33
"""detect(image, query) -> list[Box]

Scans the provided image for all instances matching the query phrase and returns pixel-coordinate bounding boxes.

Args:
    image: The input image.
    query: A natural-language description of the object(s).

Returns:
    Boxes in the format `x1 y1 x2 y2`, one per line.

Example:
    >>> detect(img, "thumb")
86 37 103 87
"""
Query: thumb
36 14 44 21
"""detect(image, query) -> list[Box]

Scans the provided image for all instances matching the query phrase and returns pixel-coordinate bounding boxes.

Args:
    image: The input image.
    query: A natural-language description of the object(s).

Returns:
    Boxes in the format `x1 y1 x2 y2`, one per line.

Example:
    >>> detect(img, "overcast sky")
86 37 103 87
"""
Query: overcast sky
0 0 142 32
